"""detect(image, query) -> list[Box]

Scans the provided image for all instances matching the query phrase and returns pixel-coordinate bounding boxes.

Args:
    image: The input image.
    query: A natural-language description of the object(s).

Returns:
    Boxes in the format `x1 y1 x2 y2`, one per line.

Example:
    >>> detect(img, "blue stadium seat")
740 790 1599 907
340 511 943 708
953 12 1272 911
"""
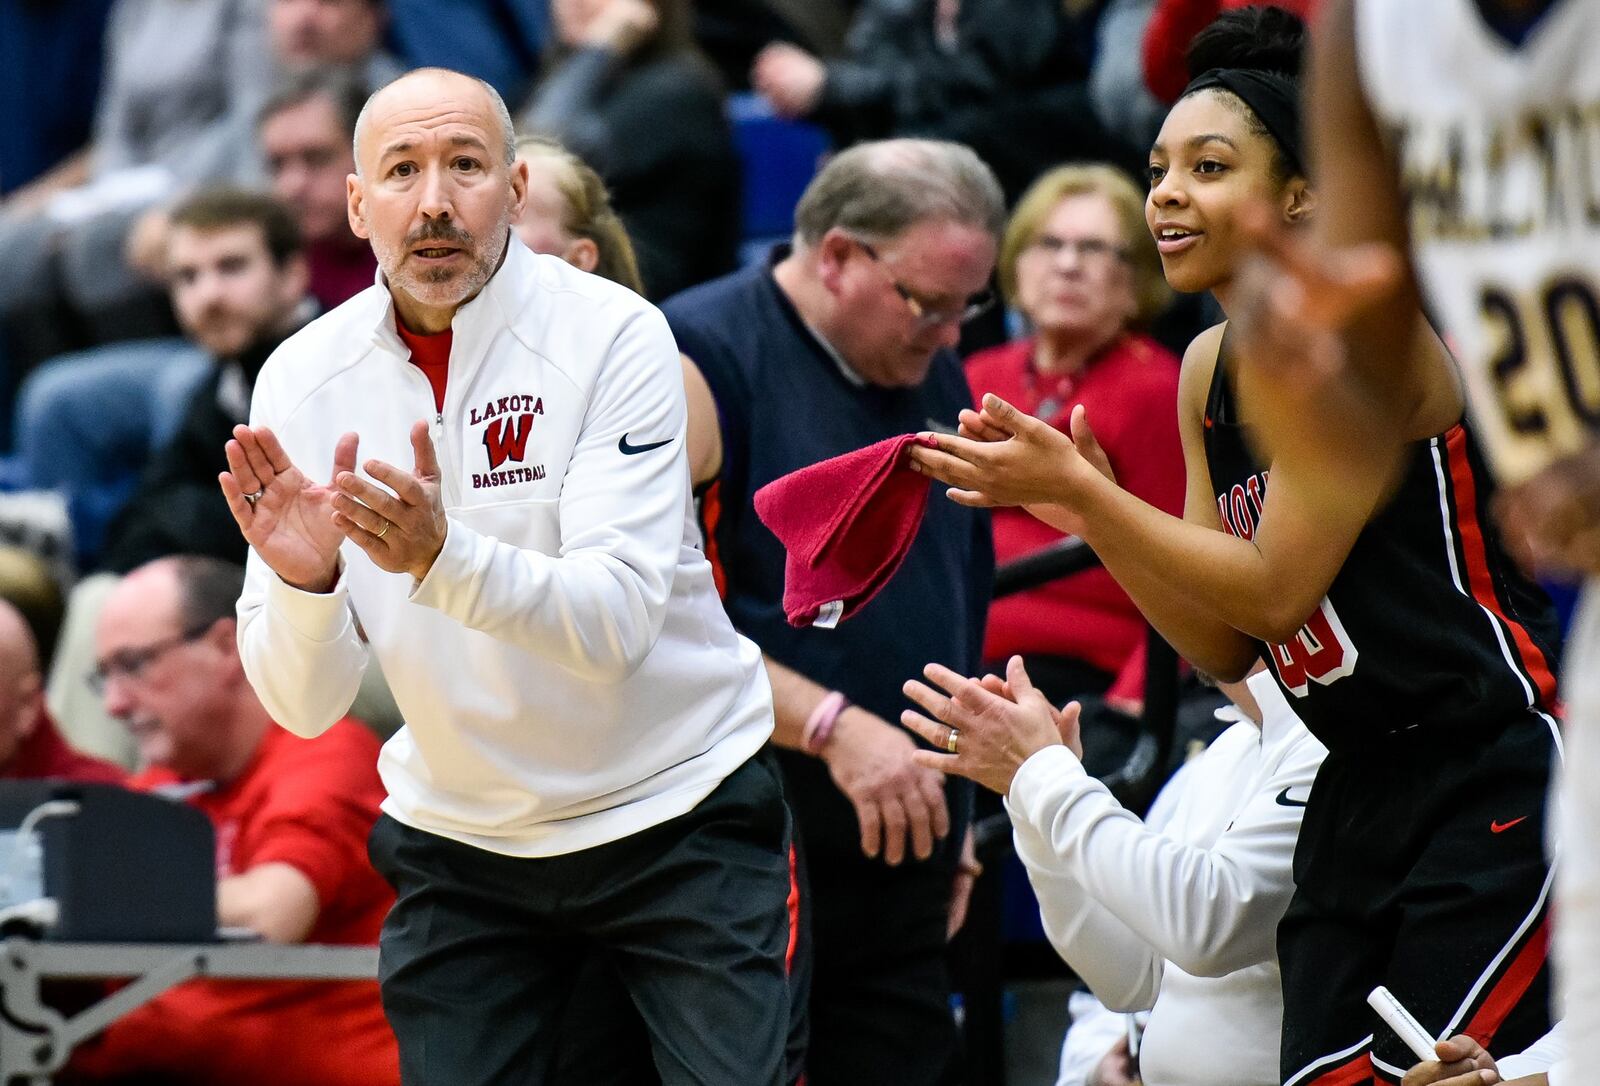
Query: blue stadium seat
727 93 831 263
0 455 26 492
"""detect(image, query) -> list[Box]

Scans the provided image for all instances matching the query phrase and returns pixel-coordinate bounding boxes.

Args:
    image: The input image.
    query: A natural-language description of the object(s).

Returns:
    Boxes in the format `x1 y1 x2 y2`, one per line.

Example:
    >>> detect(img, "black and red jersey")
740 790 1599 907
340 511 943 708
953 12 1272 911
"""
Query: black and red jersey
1201 331 1560 752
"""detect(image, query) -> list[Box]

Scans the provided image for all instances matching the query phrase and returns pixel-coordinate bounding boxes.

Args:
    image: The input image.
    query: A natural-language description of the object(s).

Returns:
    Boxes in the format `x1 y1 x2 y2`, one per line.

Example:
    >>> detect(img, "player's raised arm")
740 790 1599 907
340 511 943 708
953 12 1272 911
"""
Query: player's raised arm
1227 0 1457 478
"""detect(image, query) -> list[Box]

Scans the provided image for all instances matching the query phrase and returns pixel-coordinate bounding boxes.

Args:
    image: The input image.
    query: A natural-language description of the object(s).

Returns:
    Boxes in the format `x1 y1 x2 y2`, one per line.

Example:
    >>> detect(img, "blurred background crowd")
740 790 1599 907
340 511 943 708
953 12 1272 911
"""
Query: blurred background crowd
0 0 1303 647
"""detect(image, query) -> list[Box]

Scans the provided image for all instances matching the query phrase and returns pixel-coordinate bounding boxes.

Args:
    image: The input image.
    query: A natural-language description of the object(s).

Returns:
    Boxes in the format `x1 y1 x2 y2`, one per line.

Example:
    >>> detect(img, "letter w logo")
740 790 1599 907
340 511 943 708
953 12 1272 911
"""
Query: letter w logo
482 413 535 470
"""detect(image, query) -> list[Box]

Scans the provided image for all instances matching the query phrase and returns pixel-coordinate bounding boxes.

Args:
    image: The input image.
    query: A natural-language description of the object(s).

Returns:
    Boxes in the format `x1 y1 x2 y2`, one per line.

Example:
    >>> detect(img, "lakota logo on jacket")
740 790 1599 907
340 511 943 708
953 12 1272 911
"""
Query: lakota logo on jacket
471 393 547 490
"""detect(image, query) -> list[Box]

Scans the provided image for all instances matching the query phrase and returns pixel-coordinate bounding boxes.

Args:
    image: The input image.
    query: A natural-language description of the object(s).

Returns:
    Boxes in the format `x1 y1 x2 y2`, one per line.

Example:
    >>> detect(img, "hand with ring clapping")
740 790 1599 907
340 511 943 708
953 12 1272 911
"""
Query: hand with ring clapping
901 656 1082 797
220 424 356 593
221 419 449 591
327 420 449 583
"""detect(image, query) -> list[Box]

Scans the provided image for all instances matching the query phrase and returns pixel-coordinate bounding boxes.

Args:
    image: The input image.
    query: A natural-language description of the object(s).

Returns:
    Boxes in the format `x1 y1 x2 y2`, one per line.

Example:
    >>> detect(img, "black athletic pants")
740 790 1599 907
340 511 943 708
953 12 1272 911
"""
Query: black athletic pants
366 756 794 1086
543 840 809 1086
803 850 959 1086
1278 713 1557 1085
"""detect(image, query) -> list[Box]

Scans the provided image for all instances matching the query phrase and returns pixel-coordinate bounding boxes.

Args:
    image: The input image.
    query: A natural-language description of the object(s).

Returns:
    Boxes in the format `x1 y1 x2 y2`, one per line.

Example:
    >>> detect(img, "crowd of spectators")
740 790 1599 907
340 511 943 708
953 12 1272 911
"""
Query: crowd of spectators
6 2 1518 1086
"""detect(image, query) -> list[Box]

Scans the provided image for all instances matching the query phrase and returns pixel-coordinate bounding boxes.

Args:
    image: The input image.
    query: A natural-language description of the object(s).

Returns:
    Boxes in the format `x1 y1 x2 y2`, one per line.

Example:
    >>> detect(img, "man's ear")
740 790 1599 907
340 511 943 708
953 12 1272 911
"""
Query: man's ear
15 672 43 741
508 158 529 225
563 236 600 273
347 174 370 240
204 618 249 683
816 229 855 295
1283 177 1316 225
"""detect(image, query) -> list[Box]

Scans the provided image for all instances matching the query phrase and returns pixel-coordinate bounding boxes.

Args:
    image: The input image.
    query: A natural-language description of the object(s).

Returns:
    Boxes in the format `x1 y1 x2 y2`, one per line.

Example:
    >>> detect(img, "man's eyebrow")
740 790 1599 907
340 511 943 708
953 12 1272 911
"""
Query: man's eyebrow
380 134 491 159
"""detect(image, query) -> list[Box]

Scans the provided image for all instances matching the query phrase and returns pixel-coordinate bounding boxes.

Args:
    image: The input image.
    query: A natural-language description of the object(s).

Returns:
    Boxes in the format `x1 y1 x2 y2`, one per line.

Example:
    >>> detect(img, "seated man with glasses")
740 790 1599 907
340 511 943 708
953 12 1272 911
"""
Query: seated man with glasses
69 555 399 1086
662 138 1003 1086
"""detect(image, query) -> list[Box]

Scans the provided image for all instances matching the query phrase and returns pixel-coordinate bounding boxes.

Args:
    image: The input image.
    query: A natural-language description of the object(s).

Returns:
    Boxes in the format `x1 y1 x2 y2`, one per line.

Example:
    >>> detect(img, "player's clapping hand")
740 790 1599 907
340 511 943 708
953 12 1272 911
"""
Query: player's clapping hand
909 396 1106 528
957 402 1117 483
330 420 449 582
221 425 356 593
821 706 951 866
902 656 1080 797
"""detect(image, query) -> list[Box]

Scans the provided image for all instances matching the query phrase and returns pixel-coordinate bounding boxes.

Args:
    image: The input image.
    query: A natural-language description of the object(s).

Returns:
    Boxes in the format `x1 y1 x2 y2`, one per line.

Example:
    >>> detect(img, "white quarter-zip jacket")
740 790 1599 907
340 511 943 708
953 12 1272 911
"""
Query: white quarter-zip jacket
236 239 774 857
1007 671 1327 1086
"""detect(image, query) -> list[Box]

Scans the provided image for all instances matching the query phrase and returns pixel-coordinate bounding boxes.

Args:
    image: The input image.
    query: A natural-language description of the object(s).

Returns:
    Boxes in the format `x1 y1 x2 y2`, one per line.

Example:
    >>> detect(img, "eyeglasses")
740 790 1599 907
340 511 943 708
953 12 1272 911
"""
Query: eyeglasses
87 624 214 695
1026 234 1130 265
852 239 996 331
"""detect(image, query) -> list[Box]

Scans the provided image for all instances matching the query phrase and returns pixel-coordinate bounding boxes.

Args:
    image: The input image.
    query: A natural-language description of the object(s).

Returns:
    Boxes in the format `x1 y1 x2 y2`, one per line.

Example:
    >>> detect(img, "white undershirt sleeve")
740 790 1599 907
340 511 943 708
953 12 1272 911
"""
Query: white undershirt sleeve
1006 740 1316 980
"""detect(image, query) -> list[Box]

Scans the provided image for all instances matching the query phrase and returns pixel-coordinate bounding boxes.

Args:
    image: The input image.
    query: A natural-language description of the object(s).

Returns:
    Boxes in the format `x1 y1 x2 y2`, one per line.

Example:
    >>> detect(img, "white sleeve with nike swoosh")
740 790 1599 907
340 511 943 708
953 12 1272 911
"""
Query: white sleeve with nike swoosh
408 306 688 683
1007 731 1322 981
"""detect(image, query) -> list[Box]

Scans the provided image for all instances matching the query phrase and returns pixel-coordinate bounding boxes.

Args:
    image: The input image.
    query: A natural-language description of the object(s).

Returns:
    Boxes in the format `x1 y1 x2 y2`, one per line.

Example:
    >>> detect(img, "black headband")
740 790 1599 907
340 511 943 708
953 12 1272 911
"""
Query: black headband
1182 68 1304 178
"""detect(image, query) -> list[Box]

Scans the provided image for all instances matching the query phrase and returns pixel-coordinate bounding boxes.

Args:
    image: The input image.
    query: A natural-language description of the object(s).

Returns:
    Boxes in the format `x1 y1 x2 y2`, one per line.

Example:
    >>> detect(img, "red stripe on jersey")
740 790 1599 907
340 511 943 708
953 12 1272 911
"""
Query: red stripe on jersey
700 479 729 599
1443 427 1559 706
1305 1052 1374 1086
1460 915 1550 1047
785 843 800 975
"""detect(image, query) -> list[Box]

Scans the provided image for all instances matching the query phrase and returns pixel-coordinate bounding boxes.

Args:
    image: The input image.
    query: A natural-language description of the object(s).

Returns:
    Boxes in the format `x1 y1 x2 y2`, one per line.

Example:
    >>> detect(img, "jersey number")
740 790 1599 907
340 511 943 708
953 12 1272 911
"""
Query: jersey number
1269 598 1358 697
1483 278 1600 438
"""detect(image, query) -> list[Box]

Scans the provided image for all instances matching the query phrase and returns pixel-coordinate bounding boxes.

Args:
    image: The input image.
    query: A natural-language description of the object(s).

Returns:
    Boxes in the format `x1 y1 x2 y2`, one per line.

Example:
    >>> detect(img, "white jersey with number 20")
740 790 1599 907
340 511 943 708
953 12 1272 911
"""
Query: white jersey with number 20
1356 0 1600 485
1357 5 1598 1084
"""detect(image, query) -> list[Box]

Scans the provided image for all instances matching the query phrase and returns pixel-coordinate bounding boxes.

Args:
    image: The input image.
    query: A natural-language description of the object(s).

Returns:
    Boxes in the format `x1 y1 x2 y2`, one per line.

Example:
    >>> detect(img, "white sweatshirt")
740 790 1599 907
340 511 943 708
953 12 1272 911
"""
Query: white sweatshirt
1007 670 1327 1086
1551 585 1600 1086
236 239 773 857
1497 1022 1567 1085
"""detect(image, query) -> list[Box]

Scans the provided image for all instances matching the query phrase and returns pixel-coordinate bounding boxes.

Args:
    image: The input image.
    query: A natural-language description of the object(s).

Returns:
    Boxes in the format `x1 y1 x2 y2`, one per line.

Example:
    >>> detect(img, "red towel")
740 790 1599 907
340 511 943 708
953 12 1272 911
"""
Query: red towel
754 434 939 628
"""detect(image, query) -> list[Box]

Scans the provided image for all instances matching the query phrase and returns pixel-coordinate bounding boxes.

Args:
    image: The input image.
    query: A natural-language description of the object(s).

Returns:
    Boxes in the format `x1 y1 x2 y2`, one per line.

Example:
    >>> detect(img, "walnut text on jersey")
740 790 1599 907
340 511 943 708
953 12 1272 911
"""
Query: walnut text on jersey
1395 104 1600 242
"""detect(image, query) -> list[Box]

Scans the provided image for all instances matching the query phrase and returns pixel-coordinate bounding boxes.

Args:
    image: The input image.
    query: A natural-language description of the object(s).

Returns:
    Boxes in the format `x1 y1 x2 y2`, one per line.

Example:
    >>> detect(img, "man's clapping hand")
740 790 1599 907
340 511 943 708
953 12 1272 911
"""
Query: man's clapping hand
221 419 449 590
220 425 355 593
329 420 448 582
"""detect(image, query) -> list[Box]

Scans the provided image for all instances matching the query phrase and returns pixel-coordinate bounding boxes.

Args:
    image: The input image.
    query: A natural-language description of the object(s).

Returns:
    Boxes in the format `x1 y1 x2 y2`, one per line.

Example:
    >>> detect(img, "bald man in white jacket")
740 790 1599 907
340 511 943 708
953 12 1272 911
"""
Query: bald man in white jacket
219 69 791 1086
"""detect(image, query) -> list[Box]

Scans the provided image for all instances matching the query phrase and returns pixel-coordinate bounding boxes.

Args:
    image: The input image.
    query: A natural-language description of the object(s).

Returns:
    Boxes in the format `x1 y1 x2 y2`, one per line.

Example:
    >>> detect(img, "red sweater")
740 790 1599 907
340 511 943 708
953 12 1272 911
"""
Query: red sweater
71 721 399 1086
967 334 1183 697
1142 0 1324 104
0 710 126 784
